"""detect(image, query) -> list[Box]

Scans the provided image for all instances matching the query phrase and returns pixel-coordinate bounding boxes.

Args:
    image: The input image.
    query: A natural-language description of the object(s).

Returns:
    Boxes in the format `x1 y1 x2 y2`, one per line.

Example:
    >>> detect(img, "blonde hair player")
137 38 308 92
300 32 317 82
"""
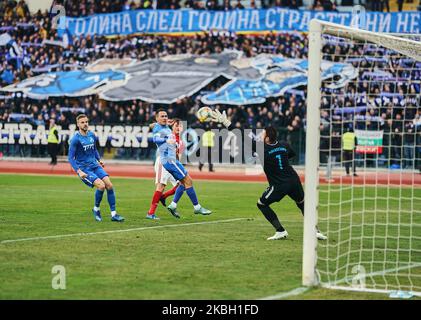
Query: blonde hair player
68 114 124 222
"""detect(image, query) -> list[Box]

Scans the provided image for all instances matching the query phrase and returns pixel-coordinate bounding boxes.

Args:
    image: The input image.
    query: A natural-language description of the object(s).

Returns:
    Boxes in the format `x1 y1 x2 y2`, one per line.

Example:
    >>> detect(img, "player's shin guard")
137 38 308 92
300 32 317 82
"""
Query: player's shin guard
257 200 285 232
107 188 116 213
95 189 104 209
173 184 185 204
185 186 199 206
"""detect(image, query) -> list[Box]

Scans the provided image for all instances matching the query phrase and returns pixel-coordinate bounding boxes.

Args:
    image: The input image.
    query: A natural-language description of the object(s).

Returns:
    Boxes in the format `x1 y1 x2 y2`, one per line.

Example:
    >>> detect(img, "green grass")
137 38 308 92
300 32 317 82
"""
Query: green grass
0 174 419 300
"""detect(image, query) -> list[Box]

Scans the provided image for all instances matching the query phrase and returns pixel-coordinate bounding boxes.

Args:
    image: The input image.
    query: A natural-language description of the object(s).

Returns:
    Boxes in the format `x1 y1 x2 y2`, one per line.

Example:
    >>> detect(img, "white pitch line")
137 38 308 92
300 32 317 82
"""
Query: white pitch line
1 218 250 244
258 287 309 300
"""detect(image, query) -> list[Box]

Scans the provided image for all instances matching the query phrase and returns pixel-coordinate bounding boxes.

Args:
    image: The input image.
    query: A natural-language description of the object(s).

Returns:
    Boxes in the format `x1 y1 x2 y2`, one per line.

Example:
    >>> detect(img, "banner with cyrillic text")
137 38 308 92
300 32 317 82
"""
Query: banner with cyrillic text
63 9 420 37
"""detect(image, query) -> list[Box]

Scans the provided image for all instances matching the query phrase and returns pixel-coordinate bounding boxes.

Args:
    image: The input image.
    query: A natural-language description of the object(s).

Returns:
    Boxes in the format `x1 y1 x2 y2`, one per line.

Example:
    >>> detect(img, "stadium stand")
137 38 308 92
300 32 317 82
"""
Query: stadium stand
0 0 419 169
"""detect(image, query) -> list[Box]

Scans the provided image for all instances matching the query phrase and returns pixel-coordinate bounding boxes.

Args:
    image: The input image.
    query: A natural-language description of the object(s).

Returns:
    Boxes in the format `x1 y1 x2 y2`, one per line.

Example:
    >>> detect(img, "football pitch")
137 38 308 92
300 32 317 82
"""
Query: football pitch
0 174 419 300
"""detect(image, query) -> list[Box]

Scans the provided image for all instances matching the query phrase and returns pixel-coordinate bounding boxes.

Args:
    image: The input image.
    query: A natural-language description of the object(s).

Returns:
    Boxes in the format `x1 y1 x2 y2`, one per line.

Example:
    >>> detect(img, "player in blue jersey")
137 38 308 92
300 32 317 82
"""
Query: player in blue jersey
152 109 211 217
147 118 184 220
68 114 125 222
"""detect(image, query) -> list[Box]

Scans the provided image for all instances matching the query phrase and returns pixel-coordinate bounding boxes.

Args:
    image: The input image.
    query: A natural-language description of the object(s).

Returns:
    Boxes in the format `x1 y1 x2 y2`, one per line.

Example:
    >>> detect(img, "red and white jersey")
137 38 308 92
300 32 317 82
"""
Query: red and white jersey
175 134 185 158
153 133 184 186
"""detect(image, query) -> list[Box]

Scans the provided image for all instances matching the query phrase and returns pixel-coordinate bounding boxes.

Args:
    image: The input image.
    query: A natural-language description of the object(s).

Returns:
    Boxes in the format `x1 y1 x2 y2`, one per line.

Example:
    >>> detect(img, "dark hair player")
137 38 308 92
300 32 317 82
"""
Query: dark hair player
256 126 327 241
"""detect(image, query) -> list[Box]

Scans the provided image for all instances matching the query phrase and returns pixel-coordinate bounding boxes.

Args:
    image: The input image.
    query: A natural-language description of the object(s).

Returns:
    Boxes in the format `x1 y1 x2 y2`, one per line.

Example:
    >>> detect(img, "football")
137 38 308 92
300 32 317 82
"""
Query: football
196 106 213 123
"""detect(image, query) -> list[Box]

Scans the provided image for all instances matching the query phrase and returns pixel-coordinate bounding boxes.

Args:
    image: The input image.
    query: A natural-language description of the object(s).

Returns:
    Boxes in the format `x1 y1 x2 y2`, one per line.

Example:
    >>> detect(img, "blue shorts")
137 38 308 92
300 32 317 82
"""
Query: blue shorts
78 165 109 188
162 160 188 181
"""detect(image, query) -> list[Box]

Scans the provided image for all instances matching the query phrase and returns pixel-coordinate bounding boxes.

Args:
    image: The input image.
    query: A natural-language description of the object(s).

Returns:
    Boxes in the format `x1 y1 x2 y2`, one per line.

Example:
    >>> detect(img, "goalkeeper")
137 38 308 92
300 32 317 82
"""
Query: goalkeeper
211 110 327 241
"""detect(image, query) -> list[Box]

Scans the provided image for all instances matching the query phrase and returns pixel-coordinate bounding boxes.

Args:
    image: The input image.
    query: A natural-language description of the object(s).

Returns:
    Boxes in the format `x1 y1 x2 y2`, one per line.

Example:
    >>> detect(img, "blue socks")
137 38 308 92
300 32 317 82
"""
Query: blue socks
185 186 199 206
95 189 104 208
95 188 117 216
107 188 116 212
173 185 185 204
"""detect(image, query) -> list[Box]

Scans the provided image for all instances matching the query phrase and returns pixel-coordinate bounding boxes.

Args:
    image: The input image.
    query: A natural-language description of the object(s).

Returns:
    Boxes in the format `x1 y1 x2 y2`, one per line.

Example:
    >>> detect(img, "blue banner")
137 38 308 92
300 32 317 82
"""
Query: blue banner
63 9 421 37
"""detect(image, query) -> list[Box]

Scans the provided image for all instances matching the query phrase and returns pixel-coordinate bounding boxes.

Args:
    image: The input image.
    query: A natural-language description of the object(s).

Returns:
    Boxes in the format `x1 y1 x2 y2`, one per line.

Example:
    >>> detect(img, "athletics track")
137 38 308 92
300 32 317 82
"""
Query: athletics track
0 160 419 186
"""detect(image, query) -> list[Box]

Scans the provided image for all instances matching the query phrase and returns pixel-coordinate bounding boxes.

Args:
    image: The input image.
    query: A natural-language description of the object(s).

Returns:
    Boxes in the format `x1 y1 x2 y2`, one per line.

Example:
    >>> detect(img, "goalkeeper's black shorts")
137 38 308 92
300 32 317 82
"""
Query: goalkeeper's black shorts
259 177 304 206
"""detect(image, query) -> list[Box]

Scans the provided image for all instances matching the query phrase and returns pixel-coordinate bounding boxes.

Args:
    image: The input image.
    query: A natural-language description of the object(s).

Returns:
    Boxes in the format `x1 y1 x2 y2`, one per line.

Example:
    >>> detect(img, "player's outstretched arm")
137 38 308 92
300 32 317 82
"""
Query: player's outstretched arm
211 109 232 129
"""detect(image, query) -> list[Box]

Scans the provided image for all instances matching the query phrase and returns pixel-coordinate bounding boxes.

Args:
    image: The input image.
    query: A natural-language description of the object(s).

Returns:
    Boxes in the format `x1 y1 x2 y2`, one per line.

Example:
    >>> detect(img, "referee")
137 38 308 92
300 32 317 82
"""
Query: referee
256 126 327 241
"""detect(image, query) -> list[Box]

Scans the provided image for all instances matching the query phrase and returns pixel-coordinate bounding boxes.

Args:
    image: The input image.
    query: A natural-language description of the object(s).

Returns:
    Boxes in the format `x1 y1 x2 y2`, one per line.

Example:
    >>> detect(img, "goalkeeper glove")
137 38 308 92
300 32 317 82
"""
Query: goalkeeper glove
211 109 231 128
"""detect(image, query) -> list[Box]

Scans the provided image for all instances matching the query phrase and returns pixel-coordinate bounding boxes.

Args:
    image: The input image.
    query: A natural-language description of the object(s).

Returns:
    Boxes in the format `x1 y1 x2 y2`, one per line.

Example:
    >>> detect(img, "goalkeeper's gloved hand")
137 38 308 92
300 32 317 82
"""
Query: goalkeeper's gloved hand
211 109 231 128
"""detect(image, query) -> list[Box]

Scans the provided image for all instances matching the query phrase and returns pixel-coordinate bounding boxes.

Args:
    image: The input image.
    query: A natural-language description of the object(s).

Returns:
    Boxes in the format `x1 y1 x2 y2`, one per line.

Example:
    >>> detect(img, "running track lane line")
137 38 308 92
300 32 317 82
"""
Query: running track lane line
0 218 250 244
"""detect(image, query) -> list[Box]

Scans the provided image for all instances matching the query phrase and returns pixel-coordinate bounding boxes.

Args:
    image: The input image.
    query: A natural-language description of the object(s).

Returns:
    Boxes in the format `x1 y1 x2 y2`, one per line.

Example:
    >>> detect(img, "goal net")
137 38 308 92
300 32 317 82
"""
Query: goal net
303 20 421 297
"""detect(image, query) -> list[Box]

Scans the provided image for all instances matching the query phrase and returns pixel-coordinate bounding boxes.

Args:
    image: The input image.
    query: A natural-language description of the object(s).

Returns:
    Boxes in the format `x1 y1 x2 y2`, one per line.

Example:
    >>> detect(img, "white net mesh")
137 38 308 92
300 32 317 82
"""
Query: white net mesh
315 26 421 295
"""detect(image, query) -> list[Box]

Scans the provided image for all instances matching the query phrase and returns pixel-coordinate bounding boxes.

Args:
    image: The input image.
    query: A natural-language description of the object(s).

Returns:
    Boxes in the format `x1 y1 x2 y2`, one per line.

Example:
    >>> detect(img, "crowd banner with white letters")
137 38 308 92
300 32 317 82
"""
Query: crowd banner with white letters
62 9 420 37
0 124 151 148
0 124 263 166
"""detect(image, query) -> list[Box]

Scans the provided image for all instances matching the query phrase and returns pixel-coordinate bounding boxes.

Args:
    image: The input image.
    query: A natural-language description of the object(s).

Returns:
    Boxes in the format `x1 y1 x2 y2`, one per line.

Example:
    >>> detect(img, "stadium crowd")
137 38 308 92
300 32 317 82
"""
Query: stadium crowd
0 0 419 169
59 0 408 15
60 0 329 15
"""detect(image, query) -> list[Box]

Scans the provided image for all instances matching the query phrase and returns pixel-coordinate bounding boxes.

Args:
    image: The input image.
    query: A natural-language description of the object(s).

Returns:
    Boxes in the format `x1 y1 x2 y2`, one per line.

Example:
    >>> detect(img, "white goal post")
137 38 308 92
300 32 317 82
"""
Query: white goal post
303 19 421 296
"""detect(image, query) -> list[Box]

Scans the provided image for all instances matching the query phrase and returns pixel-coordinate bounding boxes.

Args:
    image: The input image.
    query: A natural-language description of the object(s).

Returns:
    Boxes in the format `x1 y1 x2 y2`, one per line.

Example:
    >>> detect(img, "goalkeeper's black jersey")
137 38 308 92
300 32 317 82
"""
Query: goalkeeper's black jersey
260 141 300 186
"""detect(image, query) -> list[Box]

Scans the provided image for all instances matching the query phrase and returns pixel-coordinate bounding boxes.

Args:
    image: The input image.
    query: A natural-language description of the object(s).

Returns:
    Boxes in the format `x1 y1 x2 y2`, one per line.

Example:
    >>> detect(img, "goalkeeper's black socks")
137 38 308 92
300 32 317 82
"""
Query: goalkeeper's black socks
257 202 285 232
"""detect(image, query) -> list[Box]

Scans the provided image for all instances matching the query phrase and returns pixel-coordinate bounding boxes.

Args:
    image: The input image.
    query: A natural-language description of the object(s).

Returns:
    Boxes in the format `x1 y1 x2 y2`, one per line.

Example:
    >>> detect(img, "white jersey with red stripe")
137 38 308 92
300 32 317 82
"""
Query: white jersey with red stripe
175 134 185 158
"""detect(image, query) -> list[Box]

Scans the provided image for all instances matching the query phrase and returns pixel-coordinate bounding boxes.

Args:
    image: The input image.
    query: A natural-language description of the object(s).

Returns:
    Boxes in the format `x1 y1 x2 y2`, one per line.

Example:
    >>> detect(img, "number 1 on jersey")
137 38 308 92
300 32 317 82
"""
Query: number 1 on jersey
275 154 283 170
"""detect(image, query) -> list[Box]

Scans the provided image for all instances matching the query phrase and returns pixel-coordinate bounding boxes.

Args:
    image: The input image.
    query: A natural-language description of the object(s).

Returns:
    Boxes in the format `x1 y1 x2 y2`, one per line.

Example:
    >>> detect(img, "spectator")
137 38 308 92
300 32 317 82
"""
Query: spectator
313 0 324 10
392 113 404 167
403 121 415 169
222 0 233 10
1 66 14 85
397 0 404 12
235 0 245 9
382 0 390 12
